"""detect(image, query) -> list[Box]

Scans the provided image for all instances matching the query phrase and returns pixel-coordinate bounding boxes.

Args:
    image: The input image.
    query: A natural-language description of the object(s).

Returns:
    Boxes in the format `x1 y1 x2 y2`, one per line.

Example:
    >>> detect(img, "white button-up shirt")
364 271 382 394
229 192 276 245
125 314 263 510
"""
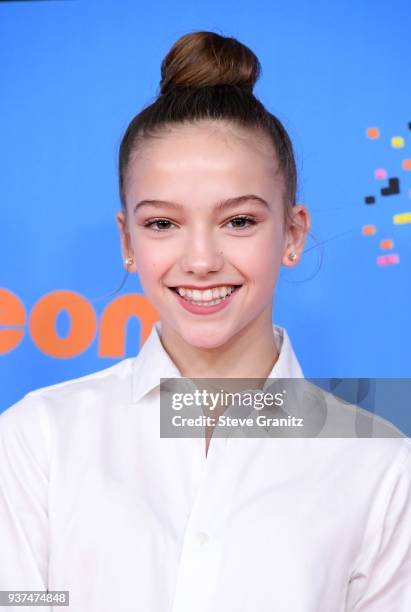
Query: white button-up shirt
1 321 410 611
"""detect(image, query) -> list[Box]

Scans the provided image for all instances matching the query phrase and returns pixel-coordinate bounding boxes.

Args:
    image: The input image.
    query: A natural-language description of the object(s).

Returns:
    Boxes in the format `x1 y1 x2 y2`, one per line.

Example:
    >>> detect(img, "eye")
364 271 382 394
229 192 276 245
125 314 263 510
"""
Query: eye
226 215 257 230
143 218 177 232
142 215 257 233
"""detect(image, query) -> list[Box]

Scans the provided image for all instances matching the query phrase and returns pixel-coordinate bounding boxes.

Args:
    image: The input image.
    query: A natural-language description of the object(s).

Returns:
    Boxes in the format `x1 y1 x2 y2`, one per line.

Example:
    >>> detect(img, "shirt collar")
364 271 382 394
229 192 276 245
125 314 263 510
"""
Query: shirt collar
131 320 304 404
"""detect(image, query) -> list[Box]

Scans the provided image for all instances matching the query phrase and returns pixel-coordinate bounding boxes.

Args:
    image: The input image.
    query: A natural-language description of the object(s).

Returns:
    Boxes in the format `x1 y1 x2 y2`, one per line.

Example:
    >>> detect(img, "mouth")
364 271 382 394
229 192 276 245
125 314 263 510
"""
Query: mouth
167 285 243 313
168 285 242 298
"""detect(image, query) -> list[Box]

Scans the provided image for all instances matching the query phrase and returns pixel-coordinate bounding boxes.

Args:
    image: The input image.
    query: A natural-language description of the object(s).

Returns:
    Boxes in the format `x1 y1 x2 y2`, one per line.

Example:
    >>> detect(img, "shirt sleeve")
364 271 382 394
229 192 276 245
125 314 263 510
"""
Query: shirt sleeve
0 394 50 598
346 439 411 611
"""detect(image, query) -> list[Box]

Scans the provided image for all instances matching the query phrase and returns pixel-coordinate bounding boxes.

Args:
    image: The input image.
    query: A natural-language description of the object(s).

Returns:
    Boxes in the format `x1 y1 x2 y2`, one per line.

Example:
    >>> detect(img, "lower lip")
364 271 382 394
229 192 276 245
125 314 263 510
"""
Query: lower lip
170 287 242 315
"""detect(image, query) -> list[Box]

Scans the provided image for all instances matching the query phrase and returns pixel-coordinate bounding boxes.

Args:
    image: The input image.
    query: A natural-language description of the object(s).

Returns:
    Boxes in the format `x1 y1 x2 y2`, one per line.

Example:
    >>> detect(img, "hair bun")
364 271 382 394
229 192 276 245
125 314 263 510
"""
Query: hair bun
159 30 261 96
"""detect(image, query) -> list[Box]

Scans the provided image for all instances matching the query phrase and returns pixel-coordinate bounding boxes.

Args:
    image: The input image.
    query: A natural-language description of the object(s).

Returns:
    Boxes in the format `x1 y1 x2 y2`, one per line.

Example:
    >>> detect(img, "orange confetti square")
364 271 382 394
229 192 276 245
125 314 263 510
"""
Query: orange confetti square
402 159 411 170
380 239 394 250
366 127 380 139
362 225 376 236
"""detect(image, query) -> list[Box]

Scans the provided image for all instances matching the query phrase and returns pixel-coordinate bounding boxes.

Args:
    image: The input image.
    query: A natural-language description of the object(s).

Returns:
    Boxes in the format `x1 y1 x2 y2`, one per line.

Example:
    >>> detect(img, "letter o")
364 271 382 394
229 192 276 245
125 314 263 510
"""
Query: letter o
29 290 97 357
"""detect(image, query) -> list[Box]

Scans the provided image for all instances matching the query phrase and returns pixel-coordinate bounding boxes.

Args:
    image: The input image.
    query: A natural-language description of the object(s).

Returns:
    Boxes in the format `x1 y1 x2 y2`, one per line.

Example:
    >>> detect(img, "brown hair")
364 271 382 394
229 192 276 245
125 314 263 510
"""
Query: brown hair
118 30 298 229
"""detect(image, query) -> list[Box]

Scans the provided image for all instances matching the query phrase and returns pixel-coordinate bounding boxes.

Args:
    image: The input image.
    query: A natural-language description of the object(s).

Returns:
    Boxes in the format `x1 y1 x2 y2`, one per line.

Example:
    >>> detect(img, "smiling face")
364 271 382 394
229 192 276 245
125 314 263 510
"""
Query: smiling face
117 120 310 349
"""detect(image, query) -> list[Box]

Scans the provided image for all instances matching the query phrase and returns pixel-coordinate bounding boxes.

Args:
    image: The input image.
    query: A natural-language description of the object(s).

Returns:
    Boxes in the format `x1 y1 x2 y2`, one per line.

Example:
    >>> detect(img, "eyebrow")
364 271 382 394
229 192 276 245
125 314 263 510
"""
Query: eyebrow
133 194 270 214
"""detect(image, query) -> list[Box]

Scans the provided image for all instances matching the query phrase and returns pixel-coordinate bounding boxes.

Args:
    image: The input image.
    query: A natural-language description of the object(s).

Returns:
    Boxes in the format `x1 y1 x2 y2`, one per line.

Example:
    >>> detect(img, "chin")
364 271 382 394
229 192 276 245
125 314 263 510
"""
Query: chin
178 325 235 350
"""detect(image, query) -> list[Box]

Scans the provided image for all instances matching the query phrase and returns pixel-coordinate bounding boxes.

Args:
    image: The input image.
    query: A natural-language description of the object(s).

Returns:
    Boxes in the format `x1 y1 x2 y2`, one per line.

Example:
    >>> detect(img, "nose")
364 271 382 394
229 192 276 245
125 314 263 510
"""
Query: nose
180 232 224 277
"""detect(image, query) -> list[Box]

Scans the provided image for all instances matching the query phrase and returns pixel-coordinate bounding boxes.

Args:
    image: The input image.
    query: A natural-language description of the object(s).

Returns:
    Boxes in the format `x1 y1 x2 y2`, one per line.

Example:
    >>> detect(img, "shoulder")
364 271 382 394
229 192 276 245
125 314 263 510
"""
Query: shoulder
0 357 136 430
324 436 411 504
292 379 409 439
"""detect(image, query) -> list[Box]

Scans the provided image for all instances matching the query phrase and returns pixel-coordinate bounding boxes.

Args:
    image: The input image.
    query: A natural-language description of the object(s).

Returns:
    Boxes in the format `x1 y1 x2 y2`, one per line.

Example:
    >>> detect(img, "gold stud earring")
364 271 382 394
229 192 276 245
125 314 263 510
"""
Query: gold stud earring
124 256 134 266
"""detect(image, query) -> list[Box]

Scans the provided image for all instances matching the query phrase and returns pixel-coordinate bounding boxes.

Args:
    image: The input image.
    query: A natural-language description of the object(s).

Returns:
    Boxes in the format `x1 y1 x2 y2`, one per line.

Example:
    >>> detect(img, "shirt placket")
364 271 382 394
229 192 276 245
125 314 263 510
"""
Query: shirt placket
170 434 237 612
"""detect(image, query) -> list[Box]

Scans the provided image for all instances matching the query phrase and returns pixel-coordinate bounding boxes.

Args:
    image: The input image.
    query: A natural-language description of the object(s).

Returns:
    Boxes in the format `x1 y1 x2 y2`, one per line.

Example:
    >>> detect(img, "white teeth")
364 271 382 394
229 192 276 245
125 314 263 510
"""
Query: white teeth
176 285 236 301
190 298 225 306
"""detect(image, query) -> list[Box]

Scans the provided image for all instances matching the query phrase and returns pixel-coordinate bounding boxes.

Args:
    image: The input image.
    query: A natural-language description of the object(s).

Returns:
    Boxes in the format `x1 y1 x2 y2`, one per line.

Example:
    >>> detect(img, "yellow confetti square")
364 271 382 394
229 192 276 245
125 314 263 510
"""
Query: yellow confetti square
391 136 405 148
393 212 411 224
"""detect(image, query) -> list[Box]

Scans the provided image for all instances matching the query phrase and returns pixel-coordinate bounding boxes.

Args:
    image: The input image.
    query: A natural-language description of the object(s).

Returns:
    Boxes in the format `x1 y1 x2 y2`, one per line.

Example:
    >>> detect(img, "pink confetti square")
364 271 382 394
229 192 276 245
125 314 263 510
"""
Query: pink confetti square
374 168 387 180
377 253 400 266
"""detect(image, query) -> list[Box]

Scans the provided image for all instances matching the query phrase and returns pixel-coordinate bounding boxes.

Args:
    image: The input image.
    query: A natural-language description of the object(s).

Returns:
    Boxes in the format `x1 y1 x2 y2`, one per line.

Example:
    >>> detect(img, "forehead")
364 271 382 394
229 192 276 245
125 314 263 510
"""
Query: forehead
124 121 283 208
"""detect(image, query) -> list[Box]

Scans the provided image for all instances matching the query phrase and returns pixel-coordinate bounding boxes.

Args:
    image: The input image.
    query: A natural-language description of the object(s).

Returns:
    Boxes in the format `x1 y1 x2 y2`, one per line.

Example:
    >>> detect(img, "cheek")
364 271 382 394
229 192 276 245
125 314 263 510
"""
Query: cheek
134 242 172 277
239 237 282 280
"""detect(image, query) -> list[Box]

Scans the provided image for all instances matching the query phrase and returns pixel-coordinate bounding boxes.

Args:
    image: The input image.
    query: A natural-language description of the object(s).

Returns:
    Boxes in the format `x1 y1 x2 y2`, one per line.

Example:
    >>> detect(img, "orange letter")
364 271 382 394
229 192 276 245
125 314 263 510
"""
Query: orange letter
30 291 97 358
99 294 160 358
0 288 26 354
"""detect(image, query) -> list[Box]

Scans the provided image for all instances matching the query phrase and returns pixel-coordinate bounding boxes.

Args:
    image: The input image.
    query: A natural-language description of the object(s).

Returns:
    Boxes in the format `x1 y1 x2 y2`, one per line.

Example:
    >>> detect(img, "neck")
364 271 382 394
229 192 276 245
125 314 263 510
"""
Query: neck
159 311 279 382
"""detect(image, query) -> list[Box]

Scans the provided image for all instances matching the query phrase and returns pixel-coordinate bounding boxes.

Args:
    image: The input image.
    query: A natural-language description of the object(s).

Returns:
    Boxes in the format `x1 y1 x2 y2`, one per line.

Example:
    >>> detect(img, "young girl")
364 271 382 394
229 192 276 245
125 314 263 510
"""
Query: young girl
1 30 410 612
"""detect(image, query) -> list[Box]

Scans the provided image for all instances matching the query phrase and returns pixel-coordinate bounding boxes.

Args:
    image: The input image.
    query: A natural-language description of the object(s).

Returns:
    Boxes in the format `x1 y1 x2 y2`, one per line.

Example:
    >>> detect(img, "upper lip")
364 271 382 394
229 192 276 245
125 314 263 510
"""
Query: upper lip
169 283 242 290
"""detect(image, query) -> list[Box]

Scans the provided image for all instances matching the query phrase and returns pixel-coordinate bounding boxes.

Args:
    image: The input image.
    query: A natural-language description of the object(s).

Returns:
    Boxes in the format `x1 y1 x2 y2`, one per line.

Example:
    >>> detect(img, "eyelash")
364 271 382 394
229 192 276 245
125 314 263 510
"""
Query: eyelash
143 215 257 232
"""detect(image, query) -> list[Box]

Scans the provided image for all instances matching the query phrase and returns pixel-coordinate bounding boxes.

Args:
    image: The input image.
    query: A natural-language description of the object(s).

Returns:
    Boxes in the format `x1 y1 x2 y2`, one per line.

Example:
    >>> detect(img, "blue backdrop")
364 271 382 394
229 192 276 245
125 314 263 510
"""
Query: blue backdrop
1 0 410 433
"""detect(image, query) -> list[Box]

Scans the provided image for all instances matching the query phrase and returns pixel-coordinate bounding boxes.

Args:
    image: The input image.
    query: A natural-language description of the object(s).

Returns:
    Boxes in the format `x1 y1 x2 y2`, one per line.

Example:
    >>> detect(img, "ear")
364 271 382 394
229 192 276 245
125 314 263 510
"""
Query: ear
116 210 137 273
281 204 311 267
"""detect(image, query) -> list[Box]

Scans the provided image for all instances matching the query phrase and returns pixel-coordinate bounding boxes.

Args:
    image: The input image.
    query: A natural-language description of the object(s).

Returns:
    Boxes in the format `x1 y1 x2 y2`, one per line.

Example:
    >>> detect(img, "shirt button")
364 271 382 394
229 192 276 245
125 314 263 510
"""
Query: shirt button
195 531 210 546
